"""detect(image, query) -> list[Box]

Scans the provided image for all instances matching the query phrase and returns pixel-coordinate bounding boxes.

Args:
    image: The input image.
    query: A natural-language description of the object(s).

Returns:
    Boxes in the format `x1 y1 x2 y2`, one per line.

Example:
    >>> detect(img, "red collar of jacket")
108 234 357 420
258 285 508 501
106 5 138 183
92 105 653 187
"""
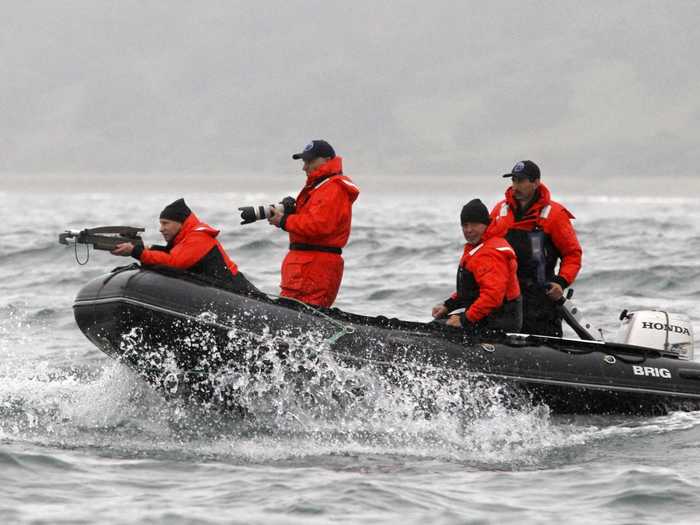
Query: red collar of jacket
463 226 498 253
172 213 219 246
304 156 343 188
505 183 552 216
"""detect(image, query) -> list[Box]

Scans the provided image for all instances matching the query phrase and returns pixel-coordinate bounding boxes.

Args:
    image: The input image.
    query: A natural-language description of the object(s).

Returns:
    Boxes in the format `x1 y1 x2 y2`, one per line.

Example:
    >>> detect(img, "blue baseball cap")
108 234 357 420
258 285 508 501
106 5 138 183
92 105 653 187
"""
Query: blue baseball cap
502 160 541 179
292 140 336 161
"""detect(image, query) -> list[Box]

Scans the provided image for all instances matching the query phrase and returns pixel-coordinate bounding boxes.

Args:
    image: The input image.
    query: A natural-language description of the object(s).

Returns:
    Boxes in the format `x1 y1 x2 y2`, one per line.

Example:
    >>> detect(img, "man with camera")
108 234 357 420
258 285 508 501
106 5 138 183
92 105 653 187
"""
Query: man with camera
112 198 257 294
267 140 360 307
488 160 582 336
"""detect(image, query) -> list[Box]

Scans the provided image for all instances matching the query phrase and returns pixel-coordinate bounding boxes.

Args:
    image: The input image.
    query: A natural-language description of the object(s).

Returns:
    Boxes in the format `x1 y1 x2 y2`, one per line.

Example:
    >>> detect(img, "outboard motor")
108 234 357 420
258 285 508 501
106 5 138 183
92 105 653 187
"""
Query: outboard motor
618 310 695 360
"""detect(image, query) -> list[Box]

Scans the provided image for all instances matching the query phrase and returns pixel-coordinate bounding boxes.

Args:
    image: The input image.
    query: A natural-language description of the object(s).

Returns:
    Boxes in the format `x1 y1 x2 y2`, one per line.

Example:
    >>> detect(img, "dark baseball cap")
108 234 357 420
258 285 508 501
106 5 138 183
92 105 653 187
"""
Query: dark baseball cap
292 140 336 161
502 160 540 179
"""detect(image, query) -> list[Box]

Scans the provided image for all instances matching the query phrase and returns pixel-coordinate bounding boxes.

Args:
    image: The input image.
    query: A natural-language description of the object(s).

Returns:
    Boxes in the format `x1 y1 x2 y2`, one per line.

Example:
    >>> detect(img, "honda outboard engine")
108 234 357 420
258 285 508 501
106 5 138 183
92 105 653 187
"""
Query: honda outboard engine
618 310 695 360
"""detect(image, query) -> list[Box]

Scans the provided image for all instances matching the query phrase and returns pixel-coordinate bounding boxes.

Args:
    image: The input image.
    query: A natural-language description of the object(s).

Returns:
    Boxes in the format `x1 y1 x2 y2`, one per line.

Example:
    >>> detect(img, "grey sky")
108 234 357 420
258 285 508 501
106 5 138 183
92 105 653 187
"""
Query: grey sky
1 1 699 178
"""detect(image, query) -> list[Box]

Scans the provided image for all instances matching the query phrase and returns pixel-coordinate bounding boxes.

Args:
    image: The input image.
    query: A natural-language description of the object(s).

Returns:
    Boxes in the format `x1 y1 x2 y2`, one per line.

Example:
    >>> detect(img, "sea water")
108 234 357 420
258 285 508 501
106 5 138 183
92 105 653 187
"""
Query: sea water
2 183 700 524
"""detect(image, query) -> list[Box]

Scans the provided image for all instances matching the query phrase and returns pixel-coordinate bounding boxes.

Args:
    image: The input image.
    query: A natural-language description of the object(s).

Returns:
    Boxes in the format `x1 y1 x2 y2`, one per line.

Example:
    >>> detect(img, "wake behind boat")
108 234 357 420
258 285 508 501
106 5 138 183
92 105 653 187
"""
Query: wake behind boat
72 265 700 416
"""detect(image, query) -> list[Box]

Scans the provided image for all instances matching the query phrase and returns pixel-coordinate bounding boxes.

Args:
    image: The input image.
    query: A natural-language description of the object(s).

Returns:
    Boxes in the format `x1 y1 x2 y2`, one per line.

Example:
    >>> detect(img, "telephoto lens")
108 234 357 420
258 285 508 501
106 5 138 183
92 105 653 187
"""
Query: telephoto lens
238 197 296 225
238 205 272 224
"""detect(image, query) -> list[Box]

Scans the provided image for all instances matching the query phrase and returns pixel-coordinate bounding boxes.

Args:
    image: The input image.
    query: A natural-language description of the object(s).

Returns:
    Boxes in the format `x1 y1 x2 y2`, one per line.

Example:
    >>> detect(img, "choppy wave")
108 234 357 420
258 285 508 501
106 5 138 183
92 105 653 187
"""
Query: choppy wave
577 265 700 296
0 308 596 468
2 190 700 523
4 319 700 470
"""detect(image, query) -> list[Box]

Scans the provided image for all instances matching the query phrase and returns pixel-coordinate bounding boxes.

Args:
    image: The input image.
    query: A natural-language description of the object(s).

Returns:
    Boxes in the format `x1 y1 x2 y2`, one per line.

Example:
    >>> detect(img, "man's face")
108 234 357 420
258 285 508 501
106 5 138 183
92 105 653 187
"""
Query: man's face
511 176 540 203
302 157 329 175
159 219 182 242
462 222 488 244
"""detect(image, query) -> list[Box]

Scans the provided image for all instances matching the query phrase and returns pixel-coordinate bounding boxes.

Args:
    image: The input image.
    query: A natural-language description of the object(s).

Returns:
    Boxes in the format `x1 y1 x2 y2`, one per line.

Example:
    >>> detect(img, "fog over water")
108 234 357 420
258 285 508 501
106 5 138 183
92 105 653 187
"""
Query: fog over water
1 1 700 179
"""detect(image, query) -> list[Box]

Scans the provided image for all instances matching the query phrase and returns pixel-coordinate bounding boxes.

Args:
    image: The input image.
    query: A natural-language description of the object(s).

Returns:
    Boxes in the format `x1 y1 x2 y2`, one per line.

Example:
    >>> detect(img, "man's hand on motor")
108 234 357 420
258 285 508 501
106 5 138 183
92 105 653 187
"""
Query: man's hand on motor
432 304 449 319
446 314 462 327
546 282 564 301
112 242 134 256
268 206 284 227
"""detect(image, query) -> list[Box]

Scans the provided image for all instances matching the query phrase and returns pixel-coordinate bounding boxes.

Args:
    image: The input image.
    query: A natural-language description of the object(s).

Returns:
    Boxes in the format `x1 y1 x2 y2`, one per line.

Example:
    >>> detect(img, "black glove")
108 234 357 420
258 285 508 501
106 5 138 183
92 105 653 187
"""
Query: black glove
280 196 296 214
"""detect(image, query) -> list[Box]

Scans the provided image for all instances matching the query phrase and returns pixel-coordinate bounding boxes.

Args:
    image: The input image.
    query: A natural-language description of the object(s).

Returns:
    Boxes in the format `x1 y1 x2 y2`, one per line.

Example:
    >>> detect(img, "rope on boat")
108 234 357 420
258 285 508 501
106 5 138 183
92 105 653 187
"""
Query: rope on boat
266 293 356 347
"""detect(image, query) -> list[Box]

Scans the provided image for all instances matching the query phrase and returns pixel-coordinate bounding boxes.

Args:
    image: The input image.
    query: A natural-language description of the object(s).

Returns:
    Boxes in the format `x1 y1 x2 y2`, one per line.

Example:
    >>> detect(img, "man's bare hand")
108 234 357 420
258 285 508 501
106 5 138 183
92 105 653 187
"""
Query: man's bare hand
446 315 462 327
268 207 284 227
112 242 134 256
546 282 564 301
432 304 449 319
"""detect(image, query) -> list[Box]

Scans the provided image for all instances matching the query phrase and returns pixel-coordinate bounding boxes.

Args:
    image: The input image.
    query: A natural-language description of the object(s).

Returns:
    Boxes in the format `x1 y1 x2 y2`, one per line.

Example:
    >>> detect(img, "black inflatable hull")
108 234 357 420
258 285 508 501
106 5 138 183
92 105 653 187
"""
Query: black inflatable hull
73 268 700 415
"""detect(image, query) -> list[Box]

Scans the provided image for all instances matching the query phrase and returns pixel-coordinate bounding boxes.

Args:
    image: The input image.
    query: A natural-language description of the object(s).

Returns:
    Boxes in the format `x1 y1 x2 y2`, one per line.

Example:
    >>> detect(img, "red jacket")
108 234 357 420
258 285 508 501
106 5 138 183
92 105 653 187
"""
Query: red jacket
447 232 521 323
489 184 582 287
135 213 239 276
281 157 360 247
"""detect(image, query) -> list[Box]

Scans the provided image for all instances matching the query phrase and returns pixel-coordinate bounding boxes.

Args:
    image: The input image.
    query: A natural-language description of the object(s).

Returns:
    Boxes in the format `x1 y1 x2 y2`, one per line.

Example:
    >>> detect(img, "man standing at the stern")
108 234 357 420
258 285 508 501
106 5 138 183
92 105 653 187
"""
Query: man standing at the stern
268 140 360 307
489 160 582 337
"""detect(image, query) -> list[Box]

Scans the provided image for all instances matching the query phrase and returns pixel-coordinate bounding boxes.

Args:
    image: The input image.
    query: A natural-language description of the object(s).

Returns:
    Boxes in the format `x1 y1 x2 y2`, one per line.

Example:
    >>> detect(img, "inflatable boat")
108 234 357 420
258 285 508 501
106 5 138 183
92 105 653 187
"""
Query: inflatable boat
73 265 700 415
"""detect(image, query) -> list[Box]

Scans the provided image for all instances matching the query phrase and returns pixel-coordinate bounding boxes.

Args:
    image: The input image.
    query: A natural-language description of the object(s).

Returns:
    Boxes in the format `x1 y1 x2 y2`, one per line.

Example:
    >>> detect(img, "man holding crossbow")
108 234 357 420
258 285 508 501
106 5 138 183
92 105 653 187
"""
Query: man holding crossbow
112 198 256 294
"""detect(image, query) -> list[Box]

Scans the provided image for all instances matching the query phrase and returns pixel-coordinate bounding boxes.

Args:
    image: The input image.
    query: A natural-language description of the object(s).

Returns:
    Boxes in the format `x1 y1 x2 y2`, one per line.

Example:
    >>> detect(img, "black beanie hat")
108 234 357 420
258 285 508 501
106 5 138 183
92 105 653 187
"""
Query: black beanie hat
460 199 491 225
159 198 192 223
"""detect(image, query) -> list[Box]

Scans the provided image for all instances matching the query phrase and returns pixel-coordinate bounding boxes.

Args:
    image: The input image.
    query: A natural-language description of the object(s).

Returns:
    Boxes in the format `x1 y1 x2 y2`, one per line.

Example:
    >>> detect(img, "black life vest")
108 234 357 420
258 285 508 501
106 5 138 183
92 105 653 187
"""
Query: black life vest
456 264 479 307
498 202 560 287
159 239 236 285
188 245 237 284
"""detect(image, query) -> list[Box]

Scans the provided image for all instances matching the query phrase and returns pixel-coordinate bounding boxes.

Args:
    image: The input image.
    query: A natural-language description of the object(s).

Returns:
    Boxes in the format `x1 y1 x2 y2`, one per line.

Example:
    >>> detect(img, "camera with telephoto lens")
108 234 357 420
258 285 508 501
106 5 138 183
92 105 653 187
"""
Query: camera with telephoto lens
238 196 296 225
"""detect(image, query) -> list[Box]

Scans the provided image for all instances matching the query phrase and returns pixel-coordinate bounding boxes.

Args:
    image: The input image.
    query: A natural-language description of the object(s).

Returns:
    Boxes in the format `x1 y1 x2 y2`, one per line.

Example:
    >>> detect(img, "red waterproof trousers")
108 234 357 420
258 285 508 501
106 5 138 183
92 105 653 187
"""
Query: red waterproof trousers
280 251 344 307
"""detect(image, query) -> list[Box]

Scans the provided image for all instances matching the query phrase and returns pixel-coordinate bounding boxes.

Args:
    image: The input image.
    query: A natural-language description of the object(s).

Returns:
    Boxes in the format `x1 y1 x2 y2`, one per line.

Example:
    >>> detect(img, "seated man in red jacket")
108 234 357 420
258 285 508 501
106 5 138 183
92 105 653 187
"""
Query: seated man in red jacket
432 199 522 333
112 198 257 294
268 140 360 307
